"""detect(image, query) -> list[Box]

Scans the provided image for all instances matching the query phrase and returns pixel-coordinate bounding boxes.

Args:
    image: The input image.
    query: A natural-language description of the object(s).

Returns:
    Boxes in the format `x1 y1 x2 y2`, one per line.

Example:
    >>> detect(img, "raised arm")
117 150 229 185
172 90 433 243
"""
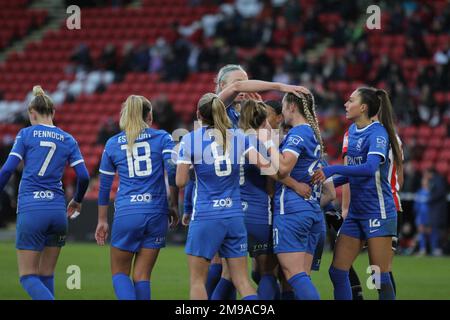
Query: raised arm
218 80 310 107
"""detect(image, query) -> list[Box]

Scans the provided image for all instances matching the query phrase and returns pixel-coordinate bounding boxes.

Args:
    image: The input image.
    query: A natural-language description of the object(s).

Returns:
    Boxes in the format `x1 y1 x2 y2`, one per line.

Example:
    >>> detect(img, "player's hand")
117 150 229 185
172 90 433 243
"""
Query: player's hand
169 206 179 229
182 214 191 226
95 221 109 246
311 169 326 185
293 182 312 199
67 199 82 219
279 84 311 98
245 92 263 101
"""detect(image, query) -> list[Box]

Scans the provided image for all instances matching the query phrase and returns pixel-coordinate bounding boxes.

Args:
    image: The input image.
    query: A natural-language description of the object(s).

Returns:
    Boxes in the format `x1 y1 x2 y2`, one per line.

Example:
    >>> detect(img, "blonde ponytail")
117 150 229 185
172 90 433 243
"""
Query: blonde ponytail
239 100 267 131
29 85 54 116
119 95 152 149
211 96 232 151
198 93 232 151
33 85 45 96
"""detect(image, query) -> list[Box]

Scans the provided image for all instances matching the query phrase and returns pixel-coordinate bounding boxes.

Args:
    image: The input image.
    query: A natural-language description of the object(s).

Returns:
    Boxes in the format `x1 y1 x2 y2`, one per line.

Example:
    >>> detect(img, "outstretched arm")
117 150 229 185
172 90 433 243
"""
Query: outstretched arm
218 80 310 107
312 154 383 184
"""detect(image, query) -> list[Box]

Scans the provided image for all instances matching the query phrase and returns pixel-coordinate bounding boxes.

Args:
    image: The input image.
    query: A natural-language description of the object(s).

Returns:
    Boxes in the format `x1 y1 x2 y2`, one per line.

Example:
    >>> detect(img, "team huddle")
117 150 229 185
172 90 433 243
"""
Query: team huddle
0 64 403 301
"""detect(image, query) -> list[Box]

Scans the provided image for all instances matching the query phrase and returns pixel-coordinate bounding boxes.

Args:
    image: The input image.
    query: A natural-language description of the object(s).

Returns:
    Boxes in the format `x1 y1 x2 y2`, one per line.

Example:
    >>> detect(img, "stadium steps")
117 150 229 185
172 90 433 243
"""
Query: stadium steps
0 0 65 63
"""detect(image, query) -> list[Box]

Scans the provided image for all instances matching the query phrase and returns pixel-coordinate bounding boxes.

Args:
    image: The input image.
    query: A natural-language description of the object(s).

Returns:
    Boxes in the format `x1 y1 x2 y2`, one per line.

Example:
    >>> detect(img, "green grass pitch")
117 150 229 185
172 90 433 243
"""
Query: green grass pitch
0 242 449 300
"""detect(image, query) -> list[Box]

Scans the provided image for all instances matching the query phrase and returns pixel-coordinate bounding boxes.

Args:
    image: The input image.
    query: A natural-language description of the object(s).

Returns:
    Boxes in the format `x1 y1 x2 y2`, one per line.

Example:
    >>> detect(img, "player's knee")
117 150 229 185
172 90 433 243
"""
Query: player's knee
132 270 151 282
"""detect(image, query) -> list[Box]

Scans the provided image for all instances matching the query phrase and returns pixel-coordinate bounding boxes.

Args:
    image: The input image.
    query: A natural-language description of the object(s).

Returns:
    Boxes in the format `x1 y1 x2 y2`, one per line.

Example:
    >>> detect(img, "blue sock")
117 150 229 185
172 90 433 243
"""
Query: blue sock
430 230 439 252
329 266 352 300
281 291 295 300
20 274 54 300
378 272 395 300
134 280 150 300
242 294 258 300
287 272 320 300
206 263 222 299
39 274 54 296
251 271 261 284
418 233 426 251
257 275 279 300
112 273 136 300
211 278 236 300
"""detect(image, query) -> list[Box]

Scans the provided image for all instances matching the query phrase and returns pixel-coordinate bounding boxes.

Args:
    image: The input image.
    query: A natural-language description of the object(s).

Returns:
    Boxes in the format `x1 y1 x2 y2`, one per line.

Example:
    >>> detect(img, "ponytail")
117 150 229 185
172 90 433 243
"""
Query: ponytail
198 93 232 151
119 95 152 149
284 92 324 158
29 85 55 116
239 100 268 131
376 89 403 172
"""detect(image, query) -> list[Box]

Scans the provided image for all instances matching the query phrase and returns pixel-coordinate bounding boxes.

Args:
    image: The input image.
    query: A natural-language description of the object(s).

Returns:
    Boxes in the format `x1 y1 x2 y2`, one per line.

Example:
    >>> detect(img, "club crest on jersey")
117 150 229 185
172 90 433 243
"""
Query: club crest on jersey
376 136 387 149
287 135 304 145
242 201 248 212
213 197 233 208
356 138 364 151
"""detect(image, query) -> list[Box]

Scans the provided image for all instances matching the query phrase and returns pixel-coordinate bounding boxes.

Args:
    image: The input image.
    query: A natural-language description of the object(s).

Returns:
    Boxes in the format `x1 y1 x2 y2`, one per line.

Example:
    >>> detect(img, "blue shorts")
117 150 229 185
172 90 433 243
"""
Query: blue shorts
185 216 247 260
273 210 323 255
245 223 273 258
111 213 168 252
16 211 67 251
339 216 397 240
311 214 326 271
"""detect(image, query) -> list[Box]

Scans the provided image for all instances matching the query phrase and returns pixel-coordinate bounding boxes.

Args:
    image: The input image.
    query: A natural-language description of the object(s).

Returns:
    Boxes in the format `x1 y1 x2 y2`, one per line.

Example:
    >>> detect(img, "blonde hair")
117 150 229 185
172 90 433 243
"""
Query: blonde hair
29 85 54 116
239 100 267 131
214 64 246 94
119 95 152 149
198 93 232 151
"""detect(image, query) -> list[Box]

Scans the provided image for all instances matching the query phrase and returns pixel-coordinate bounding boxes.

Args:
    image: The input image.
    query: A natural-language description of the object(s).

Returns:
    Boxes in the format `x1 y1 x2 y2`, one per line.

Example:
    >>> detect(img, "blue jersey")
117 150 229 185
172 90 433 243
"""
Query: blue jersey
9 124 84 213
226 104 240 128
274 124 322 215
99 128 175 217
178 127 253 221
346 121 396 219
240 134 271 225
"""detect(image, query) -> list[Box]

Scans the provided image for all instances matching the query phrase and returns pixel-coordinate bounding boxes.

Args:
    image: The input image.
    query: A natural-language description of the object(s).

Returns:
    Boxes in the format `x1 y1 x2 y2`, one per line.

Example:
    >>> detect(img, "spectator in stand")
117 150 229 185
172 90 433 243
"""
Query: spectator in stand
248 45 275 81
197 40 220 72
70 43 93 72
97 118 120 146
271 16 292 49
134 43 150 72
235 0 263 19
99 44 117 71
151 94 183 134
433 45 449 65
